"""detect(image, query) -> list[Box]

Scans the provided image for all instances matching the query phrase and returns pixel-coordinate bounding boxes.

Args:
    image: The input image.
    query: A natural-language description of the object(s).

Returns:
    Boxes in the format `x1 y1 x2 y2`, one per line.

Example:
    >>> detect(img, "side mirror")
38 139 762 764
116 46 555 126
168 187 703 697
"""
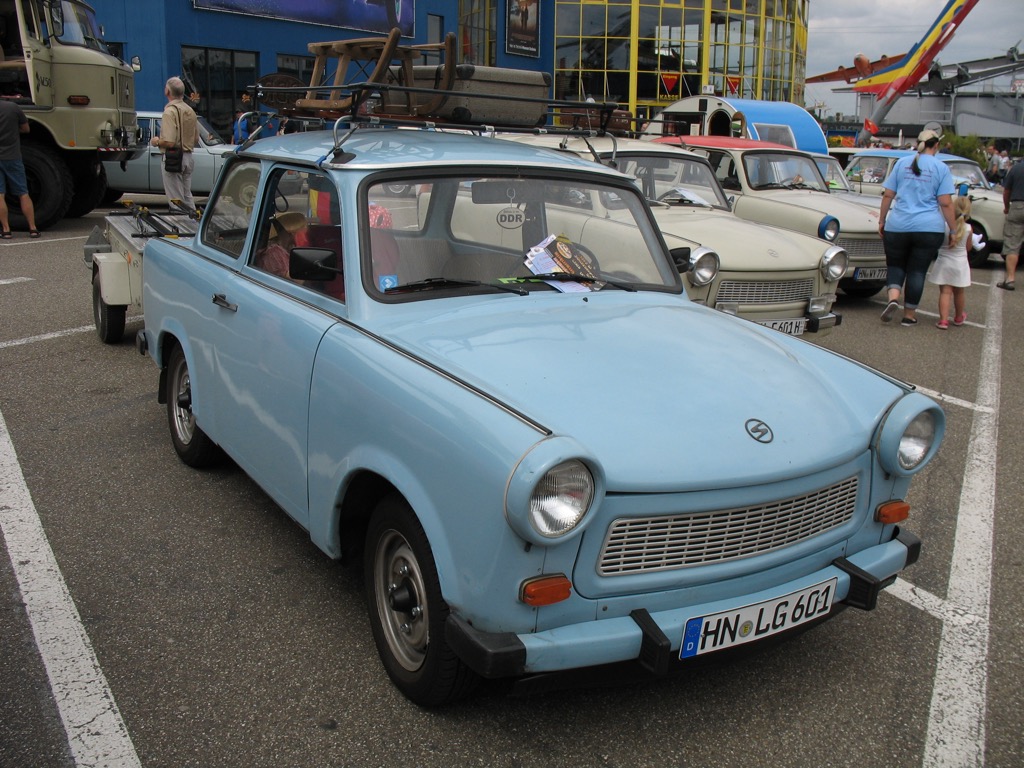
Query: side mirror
49 2 65 38
290 247 340 281
131 56 142 73
669 246 692 274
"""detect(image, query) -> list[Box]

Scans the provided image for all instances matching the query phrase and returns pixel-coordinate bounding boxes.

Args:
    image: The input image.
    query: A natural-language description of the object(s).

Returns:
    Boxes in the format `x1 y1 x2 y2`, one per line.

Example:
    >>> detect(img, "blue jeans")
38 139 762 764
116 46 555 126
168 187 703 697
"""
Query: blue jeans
883 230 944 309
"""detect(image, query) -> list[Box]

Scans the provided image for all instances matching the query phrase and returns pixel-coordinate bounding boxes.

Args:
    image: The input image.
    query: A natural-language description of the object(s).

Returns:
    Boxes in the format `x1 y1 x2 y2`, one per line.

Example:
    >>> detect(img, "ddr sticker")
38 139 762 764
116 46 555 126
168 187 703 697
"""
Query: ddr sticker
497 207 525 230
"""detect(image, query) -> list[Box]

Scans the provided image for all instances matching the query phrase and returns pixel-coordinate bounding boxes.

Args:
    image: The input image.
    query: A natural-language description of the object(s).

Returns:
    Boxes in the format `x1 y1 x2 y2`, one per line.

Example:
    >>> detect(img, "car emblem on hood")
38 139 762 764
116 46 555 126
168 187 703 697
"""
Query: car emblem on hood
745 419 774 443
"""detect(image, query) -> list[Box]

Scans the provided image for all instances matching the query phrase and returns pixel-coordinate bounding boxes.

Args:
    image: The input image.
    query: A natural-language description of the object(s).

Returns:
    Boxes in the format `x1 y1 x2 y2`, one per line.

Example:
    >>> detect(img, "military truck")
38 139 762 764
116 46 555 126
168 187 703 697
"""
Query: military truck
0 0 141 229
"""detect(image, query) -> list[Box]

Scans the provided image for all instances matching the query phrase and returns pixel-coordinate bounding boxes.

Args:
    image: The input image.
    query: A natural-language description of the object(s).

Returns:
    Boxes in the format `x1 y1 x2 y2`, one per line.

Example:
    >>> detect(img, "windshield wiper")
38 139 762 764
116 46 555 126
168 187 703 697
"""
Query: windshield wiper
385 277 527 295
527 272 637 292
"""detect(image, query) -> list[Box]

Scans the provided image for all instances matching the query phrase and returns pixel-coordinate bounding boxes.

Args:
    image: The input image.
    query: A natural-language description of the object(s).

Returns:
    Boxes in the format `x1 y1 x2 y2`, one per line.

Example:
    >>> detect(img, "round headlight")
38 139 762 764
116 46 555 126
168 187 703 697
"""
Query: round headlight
898 410 938 471
820 245 849 282
528 460 595 538
818 216 840 241
876 394 945 477
687 247 720 287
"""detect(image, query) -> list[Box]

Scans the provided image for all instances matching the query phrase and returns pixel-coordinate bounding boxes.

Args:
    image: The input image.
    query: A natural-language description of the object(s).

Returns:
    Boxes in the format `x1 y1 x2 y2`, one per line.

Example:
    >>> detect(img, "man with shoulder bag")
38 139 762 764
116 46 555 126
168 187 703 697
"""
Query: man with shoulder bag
151 76 200 214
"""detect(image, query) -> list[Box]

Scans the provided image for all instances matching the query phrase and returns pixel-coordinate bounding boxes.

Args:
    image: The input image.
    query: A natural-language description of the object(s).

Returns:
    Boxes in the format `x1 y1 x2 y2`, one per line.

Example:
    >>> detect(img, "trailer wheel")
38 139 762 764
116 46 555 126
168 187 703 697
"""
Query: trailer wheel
92 274 126 344
12 144 73 230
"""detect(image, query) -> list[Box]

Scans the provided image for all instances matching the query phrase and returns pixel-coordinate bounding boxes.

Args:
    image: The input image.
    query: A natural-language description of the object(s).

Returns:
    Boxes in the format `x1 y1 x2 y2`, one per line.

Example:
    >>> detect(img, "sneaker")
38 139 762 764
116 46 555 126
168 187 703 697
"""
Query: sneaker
880 300 900 322
900 317 918 326
936 320 949 330
953 312 967 326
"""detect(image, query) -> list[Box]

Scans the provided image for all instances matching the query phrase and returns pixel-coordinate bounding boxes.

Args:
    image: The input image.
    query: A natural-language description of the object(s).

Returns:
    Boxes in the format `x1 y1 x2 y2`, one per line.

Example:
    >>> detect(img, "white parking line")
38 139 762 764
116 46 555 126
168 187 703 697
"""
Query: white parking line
0 324 96 350
0 277 34 285
920 278 1001 767
0 410 141 767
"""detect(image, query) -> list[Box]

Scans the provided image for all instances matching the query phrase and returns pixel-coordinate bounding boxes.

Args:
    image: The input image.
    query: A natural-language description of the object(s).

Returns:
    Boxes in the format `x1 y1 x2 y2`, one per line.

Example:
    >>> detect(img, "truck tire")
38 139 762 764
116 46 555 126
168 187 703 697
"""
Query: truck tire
66 163 108 218
92 274 127 344
13 144 73 230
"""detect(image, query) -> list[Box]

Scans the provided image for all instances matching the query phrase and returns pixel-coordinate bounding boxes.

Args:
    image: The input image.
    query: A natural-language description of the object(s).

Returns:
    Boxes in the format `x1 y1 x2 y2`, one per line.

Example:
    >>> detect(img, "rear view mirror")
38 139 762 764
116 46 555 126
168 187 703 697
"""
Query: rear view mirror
290 247 340 281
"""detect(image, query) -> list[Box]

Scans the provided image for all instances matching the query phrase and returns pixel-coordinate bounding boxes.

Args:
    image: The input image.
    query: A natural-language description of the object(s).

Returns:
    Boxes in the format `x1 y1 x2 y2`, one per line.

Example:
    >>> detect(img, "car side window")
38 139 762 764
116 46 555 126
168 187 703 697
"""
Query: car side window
201 160 261 258
847 157 888 183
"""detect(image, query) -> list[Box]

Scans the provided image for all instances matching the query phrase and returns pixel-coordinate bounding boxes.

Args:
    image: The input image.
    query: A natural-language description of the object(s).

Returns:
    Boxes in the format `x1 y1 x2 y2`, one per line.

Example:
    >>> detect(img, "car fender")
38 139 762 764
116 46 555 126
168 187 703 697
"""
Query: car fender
731 194 836 239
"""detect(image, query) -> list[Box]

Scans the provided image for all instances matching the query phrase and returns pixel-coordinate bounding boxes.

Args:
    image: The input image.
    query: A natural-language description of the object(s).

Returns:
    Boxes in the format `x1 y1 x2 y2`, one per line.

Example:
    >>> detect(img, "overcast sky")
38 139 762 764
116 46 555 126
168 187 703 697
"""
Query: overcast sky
805 0 1023 116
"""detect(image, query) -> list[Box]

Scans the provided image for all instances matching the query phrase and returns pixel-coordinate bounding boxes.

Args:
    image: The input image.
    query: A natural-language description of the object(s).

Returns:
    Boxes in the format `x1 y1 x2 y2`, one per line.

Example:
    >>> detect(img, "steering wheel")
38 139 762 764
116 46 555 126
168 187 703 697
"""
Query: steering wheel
570 241 601 274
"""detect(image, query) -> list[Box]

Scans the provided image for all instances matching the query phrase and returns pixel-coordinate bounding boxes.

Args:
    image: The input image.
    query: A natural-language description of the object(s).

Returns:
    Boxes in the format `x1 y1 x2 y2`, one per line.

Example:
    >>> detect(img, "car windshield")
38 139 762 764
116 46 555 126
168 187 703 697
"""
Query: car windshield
53 1 109 53
815 156 854 192
743 152 830 192
198 117 226 146
364 173 679 299
945 161 990 189
614 153 730 208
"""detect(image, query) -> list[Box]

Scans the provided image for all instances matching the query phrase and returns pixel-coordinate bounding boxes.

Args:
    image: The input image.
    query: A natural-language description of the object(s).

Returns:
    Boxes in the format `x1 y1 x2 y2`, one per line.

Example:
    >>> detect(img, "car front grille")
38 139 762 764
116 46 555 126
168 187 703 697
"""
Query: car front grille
715 278 815 305
598 476 859 576
836 236 884 259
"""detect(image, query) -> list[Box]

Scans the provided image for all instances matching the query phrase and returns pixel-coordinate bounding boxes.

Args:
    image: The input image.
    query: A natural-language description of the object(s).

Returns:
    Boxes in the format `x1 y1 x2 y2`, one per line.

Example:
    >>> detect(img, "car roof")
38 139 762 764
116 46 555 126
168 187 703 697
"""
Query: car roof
234 126 629 177
505 133 709 160
849 149 972 163
653 135 794 151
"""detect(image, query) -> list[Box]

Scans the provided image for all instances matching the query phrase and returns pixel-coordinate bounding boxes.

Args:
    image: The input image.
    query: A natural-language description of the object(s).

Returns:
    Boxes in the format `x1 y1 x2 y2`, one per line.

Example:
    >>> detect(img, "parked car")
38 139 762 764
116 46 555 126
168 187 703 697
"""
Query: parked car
102 111 236 201
501 134 845 336
655 135 888 298
813 152 882 209
137 123 944 706
844 149 1005 266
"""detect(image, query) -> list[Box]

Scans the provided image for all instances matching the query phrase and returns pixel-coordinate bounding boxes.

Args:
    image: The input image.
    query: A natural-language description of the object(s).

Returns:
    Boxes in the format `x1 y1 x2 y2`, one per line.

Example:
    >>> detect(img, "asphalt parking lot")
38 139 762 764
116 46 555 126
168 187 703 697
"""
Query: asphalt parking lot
1 208 1022 768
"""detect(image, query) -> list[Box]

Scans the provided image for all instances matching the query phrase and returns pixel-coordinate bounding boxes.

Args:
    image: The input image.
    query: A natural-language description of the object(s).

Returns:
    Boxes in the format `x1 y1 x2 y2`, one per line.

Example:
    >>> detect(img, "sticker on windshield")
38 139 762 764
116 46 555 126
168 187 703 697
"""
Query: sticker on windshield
497 207 525 230
378 274 398 291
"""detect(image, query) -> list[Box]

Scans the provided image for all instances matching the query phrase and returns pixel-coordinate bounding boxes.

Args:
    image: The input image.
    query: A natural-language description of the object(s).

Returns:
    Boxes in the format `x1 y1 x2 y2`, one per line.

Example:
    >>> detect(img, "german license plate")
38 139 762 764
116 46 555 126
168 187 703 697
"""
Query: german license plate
756 317 806 336
680 578 837 658
854 267 887 280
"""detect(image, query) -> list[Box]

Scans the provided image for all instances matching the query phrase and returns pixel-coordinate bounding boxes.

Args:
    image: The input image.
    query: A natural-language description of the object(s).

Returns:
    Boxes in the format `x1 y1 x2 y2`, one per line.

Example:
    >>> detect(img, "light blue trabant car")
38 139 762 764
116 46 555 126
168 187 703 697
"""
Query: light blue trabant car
137 125 944 706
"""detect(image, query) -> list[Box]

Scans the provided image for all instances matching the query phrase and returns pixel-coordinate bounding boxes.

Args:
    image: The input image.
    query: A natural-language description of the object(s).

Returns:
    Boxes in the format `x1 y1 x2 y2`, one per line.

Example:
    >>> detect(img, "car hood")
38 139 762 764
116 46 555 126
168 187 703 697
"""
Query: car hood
369 294 903 491
753 189 881 233
650 207 828 270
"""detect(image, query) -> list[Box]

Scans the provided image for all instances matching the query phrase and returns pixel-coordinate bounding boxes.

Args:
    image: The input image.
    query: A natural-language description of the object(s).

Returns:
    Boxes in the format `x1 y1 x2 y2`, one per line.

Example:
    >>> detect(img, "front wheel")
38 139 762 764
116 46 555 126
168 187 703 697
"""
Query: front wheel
364 495 477 706
92 275 126 344
165 345 219 467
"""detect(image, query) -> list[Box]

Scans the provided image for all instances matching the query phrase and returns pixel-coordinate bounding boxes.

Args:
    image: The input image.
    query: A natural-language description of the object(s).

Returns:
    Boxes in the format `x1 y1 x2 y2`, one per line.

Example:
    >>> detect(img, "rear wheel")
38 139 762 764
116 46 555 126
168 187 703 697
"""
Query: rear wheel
364 495 477 706
165 345 219 467
92 274 126 344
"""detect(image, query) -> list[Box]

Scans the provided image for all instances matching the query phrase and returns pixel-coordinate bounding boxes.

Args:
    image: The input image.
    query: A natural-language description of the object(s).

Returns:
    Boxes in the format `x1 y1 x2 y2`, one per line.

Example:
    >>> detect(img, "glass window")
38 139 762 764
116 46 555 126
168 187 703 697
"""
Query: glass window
202 160 262 258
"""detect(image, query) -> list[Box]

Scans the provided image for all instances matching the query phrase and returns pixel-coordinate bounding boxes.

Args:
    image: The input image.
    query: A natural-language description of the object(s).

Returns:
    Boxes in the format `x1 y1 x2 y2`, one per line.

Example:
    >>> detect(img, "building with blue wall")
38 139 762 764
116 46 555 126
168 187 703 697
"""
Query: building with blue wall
89 1 809 140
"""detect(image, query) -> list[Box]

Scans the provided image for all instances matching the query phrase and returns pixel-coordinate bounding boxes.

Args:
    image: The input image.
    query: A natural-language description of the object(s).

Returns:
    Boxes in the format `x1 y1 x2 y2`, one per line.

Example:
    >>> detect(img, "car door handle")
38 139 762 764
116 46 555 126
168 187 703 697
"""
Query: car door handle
212 293 238 312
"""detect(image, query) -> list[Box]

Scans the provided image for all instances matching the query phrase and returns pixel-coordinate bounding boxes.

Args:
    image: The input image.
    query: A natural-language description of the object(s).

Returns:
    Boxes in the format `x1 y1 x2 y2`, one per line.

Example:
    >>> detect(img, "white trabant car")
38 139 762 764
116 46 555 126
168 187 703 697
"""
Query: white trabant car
502 134 846 336
656 136 888 298
844 149 1005 267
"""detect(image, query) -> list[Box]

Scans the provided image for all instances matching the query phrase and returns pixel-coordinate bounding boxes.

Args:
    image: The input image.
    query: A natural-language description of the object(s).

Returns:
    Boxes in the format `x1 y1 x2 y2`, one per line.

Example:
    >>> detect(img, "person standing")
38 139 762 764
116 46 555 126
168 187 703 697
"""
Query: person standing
152 76 199 214
999 156 1024 291
927 195 975 328
878 129 957 326
0 99 39 238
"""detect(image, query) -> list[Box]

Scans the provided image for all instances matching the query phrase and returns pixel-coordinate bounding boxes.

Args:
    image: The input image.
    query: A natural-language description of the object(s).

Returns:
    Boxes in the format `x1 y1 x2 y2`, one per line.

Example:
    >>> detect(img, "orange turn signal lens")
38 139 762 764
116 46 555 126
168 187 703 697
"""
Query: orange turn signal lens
520 574 572 606
876 500 910 524
67 95 90 106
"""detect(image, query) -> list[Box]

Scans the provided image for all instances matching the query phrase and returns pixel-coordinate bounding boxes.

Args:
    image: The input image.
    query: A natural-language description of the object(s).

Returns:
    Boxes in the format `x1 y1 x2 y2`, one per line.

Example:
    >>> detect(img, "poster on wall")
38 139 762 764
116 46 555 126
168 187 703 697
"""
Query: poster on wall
193 0 414 37
505 0 539 57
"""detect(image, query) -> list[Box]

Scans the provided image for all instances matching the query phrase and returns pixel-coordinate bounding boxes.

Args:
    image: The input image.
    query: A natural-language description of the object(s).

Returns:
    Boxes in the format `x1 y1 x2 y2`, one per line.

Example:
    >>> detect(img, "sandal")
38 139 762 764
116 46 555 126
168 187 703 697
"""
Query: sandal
1 230 11 239
997 280 1015 291
953 312 967 326
936 320 949 330
28 229 40 239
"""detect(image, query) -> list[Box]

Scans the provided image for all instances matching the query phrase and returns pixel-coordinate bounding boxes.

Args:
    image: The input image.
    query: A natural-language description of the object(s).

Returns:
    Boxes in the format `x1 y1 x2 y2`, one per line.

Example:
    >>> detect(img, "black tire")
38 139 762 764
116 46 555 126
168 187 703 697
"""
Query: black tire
102 187 124 206
92 274 126 344
967 224 990 268
165 345 219 468
10 143 73 230
384 182 412 196
364 495 477 706
66 162 108 218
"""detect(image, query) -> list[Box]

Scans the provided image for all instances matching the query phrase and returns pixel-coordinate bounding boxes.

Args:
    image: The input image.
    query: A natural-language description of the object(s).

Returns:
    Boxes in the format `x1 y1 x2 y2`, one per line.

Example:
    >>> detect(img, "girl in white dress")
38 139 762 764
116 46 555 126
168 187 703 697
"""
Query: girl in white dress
928 195 978 329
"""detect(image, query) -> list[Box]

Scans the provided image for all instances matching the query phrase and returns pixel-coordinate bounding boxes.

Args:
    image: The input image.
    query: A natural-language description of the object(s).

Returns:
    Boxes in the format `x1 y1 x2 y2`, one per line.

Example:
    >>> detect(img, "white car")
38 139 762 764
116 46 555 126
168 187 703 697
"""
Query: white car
844 149 1005 267
502 134 846 336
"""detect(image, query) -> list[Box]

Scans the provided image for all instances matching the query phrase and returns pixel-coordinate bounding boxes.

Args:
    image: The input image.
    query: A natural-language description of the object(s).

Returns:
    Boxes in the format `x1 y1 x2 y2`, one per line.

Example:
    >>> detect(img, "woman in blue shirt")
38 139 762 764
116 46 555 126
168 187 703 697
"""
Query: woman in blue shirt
877 130 958 326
